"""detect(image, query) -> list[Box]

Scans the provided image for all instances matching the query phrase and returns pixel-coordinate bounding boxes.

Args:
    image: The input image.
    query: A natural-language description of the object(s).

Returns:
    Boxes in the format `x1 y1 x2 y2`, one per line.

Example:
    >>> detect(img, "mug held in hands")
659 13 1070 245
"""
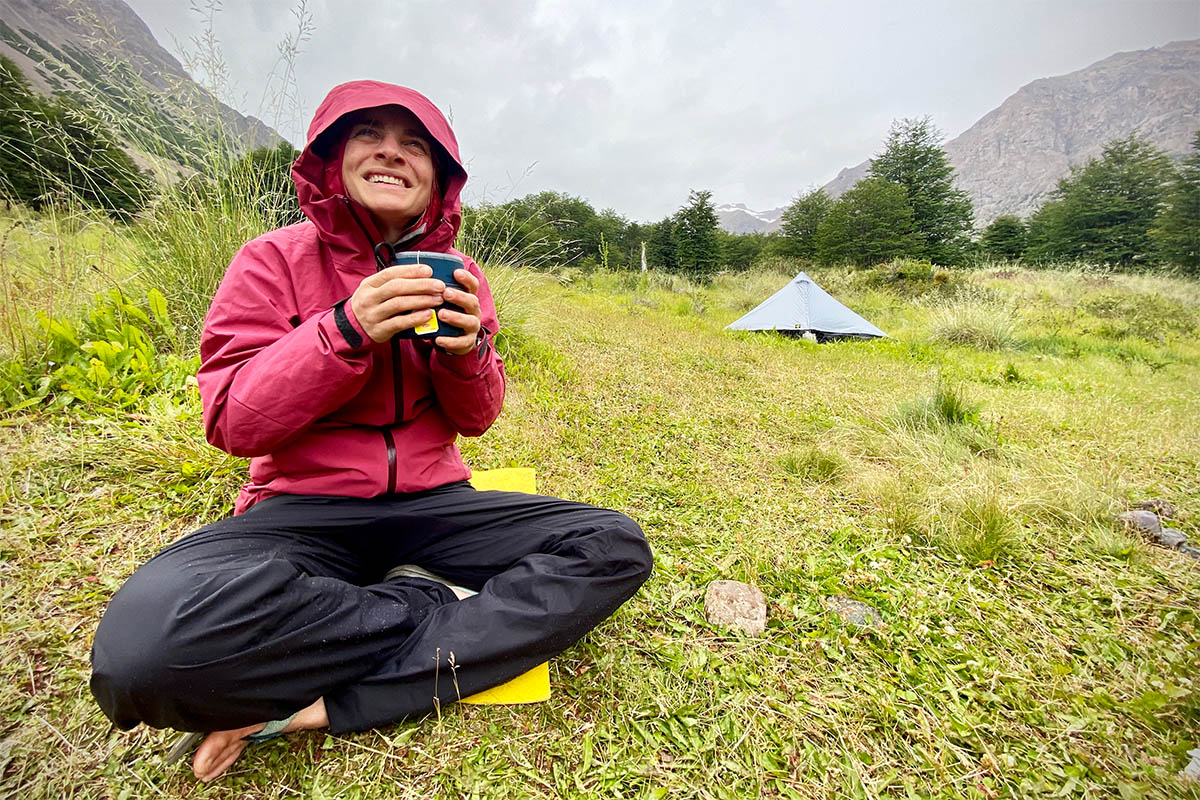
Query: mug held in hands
391 251 466 339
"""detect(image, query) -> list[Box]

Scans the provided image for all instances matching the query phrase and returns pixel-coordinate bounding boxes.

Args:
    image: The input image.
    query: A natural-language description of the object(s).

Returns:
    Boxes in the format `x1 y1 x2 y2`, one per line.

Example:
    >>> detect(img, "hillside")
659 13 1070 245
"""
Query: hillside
0 0 282 166
820 40 1200 226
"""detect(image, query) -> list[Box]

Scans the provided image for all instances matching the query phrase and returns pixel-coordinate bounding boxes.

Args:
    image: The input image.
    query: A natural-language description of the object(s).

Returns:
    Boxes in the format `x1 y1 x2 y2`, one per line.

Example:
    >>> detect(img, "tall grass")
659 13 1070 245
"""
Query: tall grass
0 3 316 357
0 205 129 362
128 169 295 352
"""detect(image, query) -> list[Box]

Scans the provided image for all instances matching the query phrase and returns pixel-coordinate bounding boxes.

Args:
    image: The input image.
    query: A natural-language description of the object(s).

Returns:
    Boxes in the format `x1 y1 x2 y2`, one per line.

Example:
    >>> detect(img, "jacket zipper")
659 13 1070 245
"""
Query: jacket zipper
344 196 404 493
381 427 397 495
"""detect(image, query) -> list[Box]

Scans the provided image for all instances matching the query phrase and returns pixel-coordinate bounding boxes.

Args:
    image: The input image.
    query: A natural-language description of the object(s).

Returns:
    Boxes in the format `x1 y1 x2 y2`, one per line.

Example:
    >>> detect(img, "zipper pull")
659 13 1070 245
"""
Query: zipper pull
374 242 396 270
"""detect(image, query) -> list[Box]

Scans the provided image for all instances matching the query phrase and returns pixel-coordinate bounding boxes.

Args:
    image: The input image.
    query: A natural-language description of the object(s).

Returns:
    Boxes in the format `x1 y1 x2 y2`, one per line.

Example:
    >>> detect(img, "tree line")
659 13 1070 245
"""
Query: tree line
2 50 1196 276
776 120 1198 274
463 118 1199 278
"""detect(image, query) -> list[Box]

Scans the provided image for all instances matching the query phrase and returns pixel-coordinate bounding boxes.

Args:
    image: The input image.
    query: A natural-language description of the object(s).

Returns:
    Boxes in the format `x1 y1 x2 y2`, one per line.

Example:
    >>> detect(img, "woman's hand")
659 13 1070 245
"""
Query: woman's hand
350 264 446 343
434 268 483 355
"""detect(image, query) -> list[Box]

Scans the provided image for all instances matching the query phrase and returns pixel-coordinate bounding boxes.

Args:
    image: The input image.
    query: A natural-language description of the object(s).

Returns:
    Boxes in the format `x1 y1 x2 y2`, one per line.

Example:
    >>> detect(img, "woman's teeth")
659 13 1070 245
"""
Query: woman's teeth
368 175 406 186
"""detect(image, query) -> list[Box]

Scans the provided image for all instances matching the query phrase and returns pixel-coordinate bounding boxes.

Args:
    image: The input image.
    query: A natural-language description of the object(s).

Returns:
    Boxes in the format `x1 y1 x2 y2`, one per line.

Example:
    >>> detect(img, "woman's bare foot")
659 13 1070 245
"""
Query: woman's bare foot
192 697 328 782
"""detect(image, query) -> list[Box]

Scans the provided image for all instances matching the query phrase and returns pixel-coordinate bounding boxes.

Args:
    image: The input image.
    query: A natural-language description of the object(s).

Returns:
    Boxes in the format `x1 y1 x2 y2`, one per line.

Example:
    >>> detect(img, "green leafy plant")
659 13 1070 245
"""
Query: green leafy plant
1 287 198 413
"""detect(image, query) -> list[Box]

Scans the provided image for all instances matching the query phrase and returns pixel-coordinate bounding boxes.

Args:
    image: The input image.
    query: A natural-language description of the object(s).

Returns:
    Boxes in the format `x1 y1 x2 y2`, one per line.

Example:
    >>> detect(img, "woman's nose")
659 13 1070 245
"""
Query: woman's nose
375 134 405 161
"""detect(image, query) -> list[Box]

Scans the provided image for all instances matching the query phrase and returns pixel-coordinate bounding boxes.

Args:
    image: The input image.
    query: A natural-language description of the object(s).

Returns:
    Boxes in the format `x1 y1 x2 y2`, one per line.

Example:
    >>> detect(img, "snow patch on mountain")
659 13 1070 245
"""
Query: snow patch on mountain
715 203 787 234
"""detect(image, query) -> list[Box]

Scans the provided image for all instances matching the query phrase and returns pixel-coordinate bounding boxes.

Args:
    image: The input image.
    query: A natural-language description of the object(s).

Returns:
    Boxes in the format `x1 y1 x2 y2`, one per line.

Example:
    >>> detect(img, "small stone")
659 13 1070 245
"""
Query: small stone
1115 510 1162 536
704 580 767 635
1179 544 1200 559
1158 527 1189 549
825 595 884 629
1136 498 1176 518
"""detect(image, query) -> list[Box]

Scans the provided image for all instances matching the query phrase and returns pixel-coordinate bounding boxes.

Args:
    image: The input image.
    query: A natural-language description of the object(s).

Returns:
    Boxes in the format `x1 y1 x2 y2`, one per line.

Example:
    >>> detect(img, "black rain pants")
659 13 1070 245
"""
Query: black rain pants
89 482 652 734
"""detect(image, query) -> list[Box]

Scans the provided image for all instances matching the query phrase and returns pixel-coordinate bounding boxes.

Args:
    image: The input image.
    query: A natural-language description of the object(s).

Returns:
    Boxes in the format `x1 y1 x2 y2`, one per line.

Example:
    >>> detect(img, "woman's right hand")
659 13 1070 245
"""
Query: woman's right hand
350 264 446 343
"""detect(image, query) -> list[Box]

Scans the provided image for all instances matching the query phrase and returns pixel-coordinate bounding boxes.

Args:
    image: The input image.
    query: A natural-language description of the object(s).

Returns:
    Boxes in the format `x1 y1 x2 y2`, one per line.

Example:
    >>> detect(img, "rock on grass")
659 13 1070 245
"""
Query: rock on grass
704 580 767 635
1116 510 1162 536
824 595 884 630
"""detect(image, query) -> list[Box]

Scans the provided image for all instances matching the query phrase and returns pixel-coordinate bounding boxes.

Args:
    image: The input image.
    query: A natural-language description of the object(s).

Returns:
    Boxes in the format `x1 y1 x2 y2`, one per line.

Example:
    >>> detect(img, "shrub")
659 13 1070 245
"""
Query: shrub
980 215 1028 261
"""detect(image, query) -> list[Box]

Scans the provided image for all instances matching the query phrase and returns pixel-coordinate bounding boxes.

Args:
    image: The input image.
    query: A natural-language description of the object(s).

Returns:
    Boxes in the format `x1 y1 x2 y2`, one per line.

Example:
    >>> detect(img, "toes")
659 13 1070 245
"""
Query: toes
199 741 248 782
192 727 258 781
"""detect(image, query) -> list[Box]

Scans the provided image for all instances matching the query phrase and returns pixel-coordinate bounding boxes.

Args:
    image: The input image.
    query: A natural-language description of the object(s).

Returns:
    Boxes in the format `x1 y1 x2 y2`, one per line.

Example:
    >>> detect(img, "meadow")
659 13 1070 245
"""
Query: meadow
1 205 1198 799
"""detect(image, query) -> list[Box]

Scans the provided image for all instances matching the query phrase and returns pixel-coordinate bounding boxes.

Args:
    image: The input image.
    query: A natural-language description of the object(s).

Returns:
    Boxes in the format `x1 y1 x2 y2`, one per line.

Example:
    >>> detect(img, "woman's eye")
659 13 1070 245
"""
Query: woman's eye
353 127 381 139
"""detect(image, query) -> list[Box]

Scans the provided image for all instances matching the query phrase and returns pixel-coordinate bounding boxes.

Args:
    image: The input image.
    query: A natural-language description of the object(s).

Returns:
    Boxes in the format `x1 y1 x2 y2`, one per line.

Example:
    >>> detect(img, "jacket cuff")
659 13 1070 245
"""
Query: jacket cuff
330 298 371 352
432 327 495 377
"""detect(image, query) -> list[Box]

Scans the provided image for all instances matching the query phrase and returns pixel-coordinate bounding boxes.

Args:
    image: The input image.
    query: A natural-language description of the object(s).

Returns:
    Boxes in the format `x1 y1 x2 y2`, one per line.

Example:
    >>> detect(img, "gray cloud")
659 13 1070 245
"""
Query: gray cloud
125 0 1199 221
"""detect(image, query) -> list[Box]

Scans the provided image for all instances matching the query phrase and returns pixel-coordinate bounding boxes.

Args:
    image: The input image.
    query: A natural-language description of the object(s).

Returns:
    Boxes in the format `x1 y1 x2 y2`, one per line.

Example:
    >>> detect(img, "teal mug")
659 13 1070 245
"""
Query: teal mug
390 250 465 339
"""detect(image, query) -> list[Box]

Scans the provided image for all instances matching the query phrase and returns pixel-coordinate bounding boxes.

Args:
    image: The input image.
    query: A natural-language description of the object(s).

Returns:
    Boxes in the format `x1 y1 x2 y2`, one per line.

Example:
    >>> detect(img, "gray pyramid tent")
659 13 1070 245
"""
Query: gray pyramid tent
725 272 887 341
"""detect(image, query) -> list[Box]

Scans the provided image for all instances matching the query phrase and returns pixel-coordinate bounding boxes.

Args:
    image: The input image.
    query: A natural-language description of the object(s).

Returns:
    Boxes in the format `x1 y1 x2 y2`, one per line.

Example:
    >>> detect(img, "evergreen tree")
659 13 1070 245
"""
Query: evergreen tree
646 215 677 272
779 188 832 259
0 56 44 204
1026 134 1173 266
869 117 973 265
1151 130 1200 273
717 230 772 271
671 189 720 279
815 177 920 265
979 215 1027 260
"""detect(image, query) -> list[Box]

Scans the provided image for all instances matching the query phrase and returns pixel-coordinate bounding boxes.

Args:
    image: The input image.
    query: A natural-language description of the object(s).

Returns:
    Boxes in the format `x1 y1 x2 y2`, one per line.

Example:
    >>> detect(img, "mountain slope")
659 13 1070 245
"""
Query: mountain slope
0 0 282 166
822 40 1200 225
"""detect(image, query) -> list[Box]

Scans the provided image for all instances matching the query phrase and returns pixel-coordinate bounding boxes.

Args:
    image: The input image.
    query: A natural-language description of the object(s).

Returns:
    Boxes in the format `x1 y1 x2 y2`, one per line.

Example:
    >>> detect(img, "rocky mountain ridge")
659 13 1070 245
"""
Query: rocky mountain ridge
819 40 1200 227
715 203 786 234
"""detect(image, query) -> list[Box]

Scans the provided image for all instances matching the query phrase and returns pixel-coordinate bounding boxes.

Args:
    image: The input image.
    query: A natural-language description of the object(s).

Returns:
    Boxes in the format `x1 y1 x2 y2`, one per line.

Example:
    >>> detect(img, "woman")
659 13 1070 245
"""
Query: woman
89 81 653 782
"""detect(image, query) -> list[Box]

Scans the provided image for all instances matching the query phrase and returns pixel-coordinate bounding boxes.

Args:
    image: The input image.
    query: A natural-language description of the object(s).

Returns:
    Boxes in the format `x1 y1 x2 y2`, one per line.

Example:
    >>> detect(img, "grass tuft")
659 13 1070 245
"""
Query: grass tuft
779 447 847 483
902 380 982 428
941 493 1021 563
928 296 1017 350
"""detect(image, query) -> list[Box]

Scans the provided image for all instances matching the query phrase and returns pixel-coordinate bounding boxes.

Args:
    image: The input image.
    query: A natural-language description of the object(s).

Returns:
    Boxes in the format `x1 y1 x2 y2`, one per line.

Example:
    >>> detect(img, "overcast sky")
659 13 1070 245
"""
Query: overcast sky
123 0 1198 222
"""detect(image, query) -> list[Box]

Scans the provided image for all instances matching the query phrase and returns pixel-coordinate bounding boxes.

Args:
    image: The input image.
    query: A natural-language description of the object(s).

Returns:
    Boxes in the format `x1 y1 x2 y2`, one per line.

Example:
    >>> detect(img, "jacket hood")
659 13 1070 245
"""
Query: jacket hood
293 81 468 264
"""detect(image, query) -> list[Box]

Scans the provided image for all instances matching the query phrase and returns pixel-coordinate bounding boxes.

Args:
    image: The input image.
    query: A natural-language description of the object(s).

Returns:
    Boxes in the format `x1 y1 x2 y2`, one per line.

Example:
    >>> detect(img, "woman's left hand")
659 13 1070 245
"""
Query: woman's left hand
434 268 484 355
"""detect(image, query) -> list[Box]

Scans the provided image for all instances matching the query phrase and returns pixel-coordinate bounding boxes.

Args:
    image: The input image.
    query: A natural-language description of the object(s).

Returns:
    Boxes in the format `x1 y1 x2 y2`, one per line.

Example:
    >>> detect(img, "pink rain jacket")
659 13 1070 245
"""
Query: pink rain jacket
198 81 505 514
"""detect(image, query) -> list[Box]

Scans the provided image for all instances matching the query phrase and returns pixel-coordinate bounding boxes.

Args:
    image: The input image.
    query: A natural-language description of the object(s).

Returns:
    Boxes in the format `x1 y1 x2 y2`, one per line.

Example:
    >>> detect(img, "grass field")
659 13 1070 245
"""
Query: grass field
1 213 1198 798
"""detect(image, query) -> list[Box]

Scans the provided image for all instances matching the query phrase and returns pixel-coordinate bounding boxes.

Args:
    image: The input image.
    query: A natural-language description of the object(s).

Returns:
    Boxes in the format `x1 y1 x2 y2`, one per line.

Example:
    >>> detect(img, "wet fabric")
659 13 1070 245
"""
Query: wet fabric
90 484 652 734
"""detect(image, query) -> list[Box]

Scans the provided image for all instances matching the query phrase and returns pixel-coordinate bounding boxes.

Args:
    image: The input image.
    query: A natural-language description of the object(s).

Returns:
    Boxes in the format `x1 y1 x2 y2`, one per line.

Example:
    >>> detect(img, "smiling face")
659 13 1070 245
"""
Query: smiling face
339 105 436 241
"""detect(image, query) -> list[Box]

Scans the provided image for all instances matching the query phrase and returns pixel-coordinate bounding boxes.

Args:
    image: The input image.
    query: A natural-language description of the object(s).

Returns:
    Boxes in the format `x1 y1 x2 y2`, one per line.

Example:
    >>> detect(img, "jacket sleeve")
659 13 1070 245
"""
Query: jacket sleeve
197 239 375 457
427 255 506 437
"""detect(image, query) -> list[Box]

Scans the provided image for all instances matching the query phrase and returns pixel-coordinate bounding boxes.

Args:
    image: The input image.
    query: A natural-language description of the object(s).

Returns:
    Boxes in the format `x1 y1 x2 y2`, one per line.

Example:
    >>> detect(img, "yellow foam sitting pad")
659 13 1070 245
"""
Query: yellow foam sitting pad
467 467 538 494
459 468 551 705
